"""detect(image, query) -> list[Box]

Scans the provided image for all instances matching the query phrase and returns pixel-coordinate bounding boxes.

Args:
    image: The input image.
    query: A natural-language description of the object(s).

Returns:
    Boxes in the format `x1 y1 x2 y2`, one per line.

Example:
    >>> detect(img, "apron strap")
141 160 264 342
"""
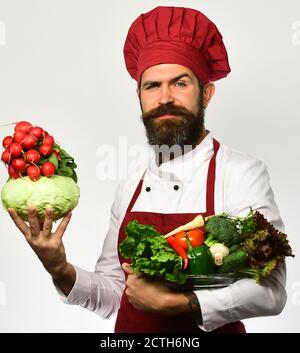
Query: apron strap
126 139 221 214
206 139 220 214
126 170 146 213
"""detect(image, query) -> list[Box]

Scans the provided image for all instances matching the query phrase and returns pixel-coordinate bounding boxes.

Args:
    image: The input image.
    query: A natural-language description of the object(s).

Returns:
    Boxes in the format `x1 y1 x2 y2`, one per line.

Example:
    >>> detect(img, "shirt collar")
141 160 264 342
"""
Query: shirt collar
148 131 214 182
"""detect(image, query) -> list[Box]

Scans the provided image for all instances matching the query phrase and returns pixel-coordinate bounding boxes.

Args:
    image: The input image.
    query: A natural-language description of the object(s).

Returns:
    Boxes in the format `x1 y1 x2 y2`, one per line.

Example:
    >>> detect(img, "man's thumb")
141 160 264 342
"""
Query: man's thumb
122 262 134 274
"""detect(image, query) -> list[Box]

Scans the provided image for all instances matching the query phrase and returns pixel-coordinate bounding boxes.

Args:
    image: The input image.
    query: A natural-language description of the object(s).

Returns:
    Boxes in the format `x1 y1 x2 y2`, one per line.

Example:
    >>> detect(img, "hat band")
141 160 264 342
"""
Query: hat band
137 40 209 86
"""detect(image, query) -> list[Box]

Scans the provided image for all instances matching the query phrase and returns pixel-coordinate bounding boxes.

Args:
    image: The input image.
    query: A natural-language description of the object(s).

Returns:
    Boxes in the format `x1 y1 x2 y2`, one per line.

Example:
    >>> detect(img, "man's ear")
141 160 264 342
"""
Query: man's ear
203 83 215 108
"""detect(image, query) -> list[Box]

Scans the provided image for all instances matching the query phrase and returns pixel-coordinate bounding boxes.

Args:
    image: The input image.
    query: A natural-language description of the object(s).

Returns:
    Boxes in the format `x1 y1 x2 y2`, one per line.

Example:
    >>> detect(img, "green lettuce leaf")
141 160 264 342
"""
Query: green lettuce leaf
119 220 188 284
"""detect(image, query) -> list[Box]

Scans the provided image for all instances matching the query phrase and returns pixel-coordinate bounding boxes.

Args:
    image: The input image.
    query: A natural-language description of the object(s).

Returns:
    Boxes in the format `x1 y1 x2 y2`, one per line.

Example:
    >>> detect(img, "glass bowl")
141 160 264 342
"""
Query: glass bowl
164 273 239 290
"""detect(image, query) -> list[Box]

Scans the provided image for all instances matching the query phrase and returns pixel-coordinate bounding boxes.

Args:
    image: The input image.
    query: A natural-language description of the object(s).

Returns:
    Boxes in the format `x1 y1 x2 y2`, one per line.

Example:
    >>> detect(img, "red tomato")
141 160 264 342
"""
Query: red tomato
174 228 205 250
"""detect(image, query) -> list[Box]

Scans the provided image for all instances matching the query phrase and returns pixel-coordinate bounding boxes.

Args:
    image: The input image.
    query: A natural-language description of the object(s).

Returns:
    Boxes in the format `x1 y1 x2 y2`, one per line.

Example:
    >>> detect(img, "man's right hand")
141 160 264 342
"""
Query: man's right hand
8 207 76 296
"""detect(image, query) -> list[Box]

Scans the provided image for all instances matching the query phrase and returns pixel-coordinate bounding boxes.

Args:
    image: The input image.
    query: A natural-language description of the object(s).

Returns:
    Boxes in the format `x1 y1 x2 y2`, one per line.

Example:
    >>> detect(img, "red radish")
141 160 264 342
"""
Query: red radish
25 149 41 163
43 130 49 138
29 126 44 139
1 150 11 163
13 130 27 143
22 134 37 149
52 150 61 161
12 158 26 173
26 165 41 181
14 121 32 132
2 136 14 149
43 135 54 146
39 144 52 156
8 165 20 179
9 143 23 158
41 162 55 177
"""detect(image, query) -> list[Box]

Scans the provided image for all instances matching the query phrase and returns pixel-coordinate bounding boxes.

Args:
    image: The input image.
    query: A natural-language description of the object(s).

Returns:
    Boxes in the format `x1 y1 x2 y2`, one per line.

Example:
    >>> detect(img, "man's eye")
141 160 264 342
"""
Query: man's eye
145 84 158 90
175 81 187 87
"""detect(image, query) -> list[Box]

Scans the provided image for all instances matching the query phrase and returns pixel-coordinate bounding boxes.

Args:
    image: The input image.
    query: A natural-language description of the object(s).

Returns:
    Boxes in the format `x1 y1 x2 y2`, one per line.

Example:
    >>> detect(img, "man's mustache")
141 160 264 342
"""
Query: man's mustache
142 104 192 121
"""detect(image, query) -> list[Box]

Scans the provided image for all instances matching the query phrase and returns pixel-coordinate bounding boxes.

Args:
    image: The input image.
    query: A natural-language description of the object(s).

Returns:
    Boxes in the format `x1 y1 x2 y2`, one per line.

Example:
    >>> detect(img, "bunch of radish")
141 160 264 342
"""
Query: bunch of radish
1 121 60 181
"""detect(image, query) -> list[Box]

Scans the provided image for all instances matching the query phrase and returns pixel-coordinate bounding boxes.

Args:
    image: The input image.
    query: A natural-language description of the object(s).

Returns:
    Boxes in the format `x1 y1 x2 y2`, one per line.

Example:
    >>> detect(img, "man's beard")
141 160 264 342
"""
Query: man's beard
141 100 205 152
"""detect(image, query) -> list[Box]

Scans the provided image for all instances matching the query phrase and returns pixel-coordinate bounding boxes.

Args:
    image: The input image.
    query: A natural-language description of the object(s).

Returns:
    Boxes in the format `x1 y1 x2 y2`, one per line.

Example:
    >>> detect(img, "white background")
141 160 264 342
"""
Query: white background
0 0 299 332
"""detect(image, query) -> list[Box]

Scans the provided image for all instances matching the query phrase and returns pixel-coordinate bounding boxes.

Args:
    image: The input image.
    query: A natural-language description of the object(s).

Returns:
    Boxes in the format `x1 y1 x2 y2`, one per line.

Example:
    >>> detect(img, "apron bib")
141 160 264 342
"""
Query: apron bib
115 139 245 333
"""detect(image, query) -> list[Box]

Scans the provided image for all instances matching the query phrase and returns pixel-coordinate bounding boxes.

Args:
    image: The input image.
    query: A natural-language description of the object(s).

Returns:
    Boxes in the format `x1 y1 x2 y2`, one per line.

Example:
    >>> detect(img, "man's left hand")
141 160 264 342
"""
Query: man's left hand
122 262 184 315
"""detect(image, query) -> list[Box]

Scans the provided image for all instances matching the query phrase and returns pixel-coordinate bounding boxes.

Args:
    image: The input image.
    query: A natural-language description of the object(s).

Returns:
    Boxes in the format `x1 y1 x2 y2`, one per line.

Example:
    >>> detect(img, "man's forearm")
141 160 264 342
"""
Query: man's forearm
50 262 76 296
164 291 203 323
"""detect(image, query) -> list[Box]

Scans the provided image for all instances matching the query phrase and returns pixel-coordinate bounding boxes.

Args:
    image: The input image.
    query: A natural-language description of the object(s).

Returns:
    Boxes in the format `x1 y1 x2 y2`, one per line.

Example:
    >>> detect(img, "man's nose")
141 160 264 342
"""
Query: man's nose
158 86 175 105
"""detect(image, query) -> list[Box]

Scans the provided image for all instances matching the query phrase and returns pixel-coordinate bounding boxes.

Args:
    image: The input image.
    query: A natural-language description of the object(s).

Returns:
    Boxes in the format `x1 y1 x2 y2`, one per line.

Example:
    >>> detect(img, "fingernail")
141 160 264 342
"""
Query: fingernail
28 205 36 212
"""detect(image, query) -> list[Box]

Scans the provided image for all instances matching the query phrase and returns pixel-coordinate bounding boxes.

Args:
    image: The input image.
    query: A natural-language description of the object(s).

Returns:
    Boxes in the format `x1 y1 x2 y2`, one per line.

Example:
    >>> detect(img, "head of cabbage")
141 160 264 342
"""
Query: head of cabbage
1 175 80 222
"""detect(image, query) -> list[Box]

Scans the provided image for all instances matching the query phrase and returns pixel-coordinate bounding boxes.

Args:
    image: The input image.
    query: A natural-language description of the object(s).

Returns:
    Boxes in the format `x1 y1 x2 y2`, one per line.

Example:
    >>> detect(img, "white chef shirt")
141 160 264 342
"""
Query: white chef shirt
55 132 287 332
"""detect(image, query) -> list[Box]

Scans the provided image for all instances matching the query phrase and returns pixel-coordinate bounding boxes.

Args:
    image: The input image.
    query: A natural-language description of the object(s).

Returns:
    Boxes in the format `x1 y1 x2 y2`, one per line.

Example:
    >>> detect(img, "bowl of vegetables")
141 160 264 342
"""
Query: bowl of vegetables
119 210 294 289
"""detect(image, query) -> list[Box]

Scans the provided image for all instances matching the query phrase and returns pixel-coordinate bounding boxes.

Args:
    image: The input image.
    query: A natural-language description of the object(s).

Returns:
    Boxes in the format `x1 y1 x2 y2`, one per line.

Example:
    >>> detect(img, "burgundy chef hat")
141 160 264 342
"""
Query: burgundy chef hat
124 6 231 87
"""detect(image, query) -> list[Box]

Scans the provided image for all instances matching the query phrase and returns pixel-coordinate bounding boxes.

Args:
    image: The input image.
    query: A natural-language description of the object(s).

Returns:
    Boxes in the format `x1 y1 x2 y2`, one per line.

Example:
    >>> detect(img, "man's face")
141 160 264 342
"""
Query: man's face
138 64 205 149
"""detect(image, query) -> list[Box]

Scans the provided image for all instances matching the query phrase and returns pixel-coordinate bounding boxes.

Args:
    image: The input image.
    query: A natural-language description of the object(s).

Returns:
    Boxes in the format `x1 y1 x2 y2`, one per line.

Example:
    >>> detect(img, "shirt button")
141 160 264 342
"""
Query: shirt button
145 187 151 192
173 185 179 191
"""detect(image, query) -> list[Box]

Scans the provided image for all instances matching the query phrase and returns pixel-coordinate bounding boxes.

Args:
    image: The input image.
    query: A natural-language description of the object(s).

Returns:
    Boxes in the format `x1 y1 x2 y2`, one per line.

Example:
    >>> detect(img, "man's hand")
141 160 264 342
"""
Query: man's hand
122 263 199 317
7 207 76 296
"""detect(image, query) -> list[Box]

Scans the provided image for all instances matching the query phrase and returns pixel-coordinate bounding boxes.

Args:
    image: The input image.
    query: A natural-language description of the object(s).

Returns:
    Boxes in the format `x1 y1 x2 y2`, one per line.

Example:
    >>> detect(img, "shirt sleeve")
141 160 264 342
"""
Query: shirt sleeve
196 156 287 332
54 182 125 319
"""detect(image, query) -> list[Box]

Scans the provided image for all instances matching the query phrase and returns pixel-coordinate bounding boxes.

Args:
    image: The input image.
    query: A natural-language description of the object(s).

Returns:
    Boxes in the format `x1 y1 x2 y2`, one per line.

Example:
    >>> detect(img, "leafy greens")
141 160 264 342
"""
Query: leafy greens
119 221 188 284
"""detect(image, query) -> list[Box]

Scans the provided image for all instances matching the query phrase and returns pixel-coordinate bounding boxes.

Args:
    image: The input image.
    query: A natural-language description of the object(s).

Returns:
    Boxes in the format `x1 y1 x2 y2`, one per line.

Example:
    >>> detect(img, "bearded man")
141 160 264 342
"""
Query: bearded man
8 6 287 333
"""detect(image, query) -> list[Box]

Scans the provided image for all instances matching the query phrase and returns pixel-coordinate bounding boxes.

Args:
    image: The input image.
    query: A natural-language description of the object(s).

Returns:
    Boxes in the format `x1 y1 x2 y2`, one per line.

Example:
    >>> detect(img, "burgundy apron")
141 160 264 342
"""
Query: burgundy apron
115 139 245 333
